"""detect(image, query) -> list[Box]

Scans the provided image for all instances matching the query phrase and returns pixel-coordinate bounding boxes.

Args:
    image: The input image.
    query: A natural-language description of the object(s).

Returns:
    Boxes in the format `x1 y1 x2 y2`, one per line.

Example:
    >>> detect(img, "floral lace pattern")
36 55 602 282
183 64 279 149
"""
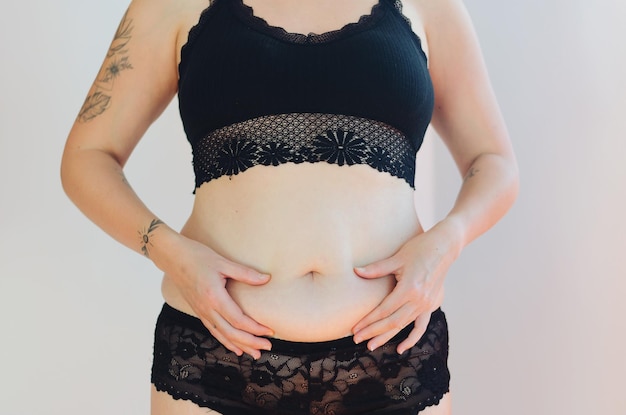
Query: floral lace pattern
152 304 449 415
193 113 417 189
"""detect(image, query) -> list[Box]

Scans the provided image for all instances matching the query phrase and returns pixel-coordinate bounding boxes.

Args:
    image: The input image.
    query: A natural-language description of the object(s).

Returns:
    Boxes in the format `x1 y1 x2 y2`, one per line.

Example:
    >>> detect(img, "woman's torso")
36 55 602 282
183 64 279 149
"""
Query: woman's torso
162 0 432 341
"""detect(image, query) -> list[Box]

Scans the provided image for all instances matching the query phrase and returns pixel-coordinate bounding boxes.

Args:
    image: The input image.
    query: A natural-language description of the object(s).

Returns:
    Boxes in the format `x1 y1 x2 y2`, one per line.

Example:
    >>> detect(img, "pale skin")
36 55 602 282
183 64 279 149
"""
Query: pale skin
61 0 519 414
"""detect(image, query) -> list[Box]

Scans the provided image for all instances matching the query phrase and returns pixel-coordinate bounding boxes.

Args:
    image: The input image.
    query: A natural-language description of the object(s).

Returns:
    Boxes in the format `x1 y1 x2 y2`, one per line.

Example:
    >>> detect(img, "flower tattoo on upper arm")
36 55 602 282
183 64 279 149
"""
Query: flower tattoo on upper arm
78 9 134 123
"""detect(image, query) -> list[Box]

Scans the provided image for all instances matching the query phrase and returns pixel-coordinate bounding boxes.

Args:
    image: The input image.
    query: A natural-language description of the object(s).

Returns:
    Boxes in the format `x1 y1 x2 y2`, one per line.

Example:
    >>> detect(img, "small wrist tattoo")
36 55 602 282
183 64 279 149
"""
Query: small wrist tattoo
139 219 164 257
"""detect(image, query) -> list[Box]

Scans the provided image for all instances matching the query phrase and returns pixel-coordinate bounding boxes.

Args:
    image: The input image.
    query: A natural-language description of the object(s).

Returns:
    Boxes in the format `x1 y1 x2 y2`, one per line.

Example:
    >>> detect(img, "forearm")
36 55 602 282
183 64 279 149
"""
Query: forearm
61 147 179 263
439 152 519 252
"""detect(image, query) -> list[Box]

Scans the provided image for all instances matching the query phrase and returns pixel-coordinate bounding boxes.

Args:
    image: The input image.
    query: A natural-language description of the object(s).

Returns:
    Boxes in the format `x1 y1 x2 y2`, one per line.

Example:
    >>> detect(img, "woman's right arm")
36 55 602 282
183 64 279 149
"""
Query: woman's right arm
61 0 272 358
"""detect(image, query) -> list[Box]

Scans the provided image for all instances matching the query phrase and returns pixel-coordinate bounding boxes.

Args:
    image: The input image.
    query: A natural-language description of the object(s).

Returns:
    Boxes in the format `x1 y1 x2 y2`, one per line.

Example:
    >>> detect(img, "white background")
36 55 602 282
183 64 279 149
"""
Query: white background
1 0 625 414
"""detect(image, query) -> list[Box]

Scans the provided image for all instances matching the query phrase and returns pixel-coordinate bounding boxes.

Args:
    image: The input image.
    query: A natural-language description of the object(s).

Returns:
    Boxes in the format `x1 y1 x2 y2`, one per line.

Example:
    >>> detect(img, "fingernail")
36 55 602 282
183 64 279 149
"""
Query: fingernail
353 336 361 344
354 267 366 272
368 343 376 352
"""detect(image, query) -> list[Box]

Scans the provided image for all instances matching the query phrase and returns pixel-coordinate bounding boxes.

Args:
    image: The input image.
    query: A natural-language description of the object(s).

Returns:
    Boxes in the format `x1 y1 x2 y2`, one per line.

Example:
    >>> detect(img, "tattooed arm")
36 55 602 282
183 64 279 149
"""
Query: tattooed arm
62 0 180 257
77 9 134 123
61 0 274 358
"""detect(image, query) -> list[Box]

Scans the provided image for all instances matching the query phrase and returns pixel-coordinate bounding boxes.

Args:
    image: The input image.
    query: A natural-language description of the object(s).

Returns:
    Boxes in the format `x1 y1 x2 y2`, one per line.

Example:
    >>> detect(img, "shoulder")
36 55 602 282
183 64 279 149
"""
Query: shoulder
392 0 480 59
65 0 213 159
400 0 471 27
123 0 211 59
122 0 185 33
398 0 477 57
170 0 219 62
399 0 489 103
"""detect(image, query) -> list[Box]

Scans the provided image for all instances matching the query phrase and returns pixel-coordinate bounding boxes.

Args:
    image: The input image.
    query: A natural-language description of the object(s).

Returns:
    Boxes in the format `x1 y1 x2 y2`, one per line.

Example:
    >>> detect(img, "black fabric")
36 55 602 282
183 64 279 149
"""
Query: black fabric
152 304 450 415
178 0 434 189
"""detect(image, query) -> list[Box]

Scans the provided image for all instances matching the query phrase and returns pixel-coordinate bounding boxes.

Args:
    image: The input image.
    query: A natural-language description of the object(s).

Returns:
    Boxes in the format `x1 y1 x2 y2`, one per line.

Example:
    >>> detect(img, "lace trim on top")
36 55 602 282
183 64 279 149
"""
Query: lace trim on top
179 0 218 77
193 113 417 189
230 0 387 44
180 0 416 74
392 0 414 27
180 0 412 55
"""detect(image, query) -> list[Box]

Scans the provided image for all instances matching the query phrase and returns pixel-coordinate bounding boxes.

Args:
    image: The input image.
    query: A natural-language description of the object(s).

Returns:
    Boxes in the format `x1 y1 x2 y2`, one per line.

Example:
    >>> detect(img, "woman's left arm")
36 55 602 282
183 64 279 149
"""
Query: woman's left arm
352 0 519 353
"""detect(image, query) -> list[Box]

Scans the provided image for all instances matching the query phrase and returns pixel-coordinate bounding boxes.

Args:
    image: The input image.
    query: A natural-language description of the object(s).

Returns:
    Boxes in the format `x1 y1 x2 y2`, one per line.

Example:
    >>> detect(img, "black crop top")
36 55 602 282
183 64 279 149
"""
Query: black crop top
178 0 434 189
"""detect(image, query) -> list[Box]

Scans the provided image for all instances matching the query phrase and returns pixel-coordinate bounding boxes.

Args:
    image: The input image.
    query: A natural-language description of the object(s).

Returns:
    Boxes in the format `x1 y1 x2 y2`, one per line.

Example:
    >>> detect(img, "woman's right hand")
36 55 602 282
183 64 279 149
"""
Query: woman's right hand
152 230 274 359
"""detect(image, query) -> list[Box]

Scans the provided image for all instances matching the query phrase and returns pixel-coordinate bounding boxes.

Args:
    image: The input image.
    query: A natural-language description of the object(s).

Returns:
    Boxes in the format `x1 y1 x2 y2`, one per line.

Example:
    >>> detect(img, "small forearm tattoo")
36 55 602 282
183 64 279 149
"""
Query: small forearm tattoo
464 167 479 181
139 219 164 257
78 9 134 123
118 170 130 187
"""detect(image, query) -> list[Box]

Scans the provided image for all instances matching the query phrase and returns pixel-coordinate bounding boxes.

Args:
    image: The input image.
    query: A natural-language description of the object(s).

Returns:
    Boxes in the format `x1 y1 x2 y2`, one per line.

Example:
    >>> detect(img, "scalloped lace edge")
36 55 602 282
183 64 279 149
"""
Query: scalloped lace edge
152 381 448 414
231 0 386 44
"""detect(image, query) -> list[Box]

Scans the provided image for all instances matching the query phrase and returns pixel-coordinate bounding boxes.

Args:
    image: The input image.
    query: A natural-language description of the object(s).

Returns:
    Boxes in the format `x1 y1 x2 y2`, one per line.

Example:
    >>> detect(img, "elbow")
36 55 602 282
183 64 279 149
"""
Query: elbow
507 150 520 204
476 150 520 212
499 152 520 214
60 148 77 201
60 144 125 205
59 144 92 202
507 165 520 210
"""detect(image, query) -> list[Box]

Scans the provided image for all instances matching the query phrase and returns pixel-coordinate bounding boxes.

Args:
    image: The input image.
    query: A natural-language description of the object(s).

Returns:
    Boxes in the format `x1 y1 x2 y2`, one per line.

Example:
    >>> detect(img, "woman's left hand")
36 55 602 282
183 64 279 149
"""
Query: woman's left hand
352 218 462 354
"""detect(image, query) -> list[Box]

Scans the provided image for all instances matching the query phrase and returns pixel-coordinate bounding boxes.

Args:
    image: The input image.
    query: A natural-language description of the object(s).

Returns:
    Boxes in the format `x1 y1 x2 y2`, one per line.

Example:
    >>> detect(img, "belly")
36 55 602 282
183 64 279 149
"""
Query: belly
162 162 422 341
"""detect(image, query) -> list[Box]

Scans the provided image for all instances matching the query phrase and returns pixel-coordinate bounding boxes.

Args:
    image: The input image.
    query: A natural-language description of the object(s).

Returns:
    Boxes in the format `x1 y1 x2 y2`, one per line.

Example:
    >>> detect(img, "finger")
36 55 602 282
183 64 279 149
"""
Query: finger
354 255 402 280
352 285 412 334
210 312 272 360
354 303 416 348
199 316 244 356
214 291 275 337
219 258 271 286
397 311 432 354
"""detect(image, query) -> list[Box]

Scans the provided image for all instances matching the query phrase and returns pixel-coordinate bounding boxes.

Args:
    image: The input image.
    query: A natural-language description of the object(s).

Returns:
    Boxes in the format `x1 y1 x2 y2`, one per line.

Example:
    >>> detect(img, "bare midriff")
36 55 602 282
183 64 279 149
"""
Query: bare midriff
161 162 423 342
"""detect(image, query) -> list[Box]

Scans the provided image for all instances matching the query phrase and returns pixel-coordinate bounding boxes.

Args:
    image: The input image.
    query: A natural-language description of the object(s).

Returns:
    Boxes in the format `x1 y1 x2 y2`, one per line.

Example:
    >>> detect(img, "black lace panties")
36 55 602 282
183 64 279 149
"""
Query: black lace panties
152 304 450 415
